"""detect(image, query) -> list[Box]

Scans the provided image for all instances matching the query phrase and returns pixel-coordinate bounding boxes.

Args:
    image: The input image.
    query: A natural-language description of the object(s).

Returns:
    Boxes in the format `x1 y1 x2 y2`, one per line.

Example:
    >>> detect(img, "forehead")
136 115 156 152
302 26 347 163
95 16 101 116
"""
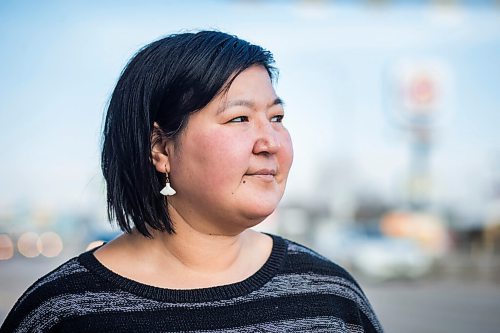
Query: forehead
216 66 278 109
226 65 274 95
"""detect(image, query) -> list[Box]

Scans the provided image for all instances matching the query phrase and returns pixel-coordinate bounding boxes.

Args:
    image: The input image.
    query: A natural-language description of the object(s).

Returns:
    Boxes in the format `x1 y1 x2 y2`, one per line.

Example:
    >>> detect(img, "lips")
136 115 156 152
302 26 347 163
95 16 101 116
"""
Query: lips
246 168 276 176
244 168 277 183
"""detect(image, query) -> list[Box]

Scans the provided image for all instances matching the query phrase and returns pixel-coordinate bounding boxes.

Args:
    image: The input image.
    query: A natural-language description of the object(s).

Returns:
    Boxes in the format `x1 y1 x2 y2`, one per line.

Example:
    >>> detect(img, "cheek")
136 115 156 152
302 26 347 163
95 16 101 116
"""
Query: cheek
279 131 294 173
186 129 252 187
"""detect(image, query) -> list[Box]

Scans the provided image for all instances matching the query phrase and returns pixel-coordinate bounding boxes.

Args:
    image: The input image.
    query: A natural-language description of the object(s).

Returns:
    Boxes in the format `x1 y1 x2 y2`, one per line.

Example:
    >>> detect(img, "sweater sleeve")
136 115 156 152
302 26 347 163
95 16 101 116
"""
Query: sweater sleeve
1 258 88 333
284 239 384 333
0 287 61 333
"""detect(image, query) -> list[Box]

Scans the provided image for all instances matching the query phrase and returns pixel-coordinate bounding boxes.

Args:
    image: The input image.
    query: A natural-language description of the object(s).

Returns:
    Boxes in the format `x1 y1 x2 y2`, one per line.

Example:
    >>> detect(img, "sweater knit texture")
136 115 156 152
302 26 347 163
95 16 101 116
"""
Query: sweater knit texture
1 234 383 333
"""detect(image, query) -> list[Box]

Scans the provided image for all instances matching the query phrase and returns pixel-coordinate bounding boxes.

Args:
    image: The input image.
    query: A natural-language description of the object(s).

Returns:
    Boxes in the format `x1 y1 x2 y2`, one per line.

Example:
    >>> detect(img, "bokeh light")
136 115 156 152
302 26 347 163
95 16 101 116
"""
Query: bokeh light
0 234 14 260
86 240 105 251
37 232 63 258
17 232 40 258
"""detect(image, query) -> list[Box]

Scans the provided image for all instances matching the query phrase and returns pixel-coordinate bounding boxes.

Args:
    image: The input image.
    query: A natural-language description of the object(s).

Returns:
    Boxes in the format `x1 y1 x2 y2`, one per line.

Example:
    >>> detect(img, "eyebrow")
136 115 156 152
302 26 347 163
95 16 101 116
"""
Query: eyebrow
217 97 284 115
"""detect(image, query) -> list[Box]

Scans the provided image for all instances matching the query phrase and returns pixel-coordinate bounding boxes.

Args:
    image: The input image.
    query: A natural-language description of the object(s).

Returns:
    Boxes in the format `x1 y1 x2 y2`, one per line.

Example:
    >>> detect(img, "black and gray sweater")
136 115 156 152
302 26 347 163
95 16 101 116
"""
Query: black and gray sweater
1 234 383 332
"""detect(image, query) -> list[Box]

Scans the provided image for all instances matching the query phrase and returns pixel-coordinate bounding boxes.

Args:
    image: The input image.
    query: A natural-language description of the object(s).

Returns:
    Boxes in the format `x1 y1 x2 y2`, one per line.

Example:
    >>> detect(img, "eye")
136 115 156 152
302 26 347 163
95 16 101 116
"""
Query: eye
229 116 249 123
271 115 284 123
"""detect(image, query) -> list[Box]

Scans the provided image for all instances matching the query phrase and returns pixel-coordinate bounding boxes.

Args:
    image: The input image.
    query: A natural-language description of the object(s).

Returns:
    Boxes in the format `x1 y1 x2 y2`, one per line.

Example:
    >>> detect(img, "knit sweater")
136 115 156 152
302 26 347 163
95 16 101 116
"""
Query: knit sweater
1 234 383 333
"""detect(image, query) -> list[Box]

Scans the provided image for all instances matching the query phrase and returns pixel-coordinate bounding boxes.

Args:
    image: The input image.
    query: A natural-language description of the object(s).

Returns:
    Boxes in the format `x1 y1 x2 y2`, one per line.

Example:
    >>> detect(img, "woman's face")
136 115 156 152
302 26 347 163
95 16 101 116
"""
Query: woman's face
166 65 293 234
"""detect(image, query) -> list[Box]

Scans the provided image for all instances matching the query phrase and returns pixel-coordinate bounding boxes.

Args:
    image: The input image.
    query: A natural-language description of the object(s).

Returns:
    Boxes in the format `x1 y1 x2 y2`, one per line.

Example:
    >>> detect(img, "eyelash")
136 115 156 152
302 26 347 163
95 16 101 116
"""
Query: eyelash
271 115 284 123
229 116 249 123
228 115 284 123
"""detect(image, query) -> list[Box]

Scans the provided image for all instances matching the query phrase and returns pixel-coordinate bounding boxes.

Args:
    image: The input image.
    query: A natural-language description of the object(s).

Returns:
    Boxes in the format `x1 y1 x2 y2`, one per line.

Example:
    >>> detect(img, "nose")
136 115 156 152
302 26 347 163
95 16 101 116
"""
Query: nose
252 121 280 155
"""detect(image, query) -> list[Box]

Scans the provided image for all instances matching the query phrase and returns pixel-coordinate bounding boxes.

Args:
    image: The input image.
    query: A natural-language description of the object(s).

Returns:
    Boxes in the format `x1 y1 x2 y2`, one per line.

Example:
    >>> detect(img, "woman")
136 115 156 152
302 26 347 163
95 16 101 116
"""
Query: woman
1 31 383 332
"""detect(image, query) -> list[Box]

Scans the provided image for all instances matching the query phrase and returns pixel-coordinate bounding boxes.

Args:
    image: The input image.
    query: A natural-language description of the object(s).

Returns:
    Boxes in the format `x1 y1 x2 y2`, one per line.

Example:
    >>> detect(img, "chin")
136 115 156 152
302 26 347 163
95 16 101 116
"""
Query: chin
241 203 278 222
221 204 278 234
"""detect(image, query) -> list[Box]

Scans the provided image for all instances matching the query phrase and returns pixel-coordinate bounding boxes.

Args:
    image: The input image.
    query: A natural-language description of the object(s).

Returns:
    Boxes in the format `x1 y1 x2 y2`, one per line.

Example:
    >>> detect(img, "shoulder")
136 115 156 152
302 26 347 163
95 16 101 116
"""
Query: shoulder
274 235 384 333
11 255 91 312
0 251 103 332
281 236 357 282
280 237 366 306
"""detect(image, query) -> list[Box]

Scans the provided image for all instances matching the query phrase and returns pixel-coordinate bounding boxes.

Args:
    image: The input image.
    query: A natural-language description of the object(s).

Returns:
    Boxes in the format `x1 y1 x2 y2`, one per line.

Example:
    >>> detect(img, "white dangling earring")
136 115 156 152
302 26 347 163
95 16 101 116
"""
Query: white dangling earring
160 166 176 196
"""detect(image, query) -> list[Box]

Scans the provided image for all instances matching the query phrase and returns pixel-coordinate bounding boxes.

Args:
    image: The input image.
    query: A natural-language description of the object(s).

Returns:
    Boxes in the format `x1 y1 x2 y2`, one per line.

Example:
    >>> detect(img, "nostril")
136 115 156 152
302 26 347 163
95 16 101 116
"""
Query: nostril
256 151 271 157
253 137 280 155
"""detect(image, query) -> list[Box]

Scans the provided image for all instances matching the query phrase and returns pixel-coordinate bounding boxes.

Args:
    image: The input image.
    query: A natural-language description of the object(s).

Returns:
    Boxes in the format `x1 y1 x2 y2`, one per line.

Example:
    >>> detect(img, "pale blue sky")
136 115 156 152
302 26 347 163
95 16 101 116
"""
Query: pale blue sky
0 1 499 220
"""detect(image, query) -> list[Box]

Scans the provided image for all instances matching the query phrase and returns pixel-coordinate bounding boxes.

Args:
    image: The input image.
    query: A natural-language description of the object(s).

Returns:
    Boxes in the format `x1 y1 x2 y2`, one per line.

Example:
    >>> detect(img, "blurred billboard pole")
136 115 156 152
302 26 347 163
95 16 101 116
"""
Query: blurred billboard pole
387 60 452 210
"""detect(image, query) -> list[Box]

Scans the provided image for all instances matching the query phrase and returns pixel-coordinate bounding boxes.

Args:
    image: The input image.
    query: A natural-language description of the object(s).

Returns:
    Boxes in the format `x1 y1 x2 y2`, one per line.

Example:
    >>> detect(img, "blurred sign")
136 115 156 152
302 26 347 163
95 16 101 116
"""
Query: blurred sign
403 71 438 114
387 59 452 129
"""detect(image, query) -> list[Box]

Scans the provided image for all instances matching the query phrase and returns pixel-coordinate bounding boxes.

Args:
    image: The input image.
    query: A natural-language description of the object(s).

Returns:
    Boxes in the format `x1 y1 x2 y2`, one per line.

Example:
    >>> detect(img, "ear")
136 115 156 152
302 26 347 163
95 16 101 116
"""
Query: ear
151 122 172 173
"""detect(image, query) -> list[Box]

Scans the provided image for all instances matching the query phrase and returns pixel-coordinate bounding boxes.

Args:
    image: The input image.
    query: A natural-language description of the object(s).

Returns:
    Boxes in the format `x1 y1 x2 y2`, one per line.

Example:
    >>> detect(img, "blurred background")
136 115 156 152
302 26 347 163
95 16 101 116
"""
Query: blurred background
1 0 500 332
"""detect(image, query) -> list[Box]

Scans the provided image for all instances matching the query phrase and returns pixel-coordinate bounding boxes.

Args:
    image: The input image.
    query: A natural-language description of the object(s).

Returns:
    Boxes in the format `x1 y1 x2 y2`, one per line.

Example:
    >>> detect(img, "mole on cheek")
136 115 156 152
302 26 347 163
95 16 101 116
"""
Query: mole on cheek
242 180 246 184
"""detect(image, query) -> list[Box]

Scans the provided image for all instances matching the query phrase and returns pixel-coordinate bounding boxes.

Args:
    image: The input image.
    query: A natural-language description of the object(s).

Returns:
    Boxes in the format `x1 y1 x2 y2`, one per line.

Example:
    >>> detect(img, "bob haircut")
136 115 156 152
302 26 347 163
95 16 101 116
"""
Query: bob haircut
101 31 277 237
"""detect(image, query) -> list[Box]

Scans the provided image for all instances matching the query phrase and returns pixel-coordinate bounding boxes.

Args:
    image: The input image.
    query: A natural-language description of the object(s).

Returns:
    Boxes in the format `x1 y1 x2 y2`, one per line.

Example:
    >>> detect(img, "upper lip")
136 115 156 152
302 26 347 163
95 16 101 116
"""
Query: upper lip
247 168 276 176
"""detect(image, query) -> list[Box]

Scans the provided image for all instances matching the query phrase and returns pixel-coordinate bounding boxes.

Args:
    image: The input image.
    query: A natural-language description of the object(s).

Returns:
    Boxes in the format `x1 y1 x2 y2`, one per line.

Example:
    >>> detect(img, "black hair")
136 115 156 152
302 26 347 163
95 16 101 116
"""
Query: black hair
101 30 277 237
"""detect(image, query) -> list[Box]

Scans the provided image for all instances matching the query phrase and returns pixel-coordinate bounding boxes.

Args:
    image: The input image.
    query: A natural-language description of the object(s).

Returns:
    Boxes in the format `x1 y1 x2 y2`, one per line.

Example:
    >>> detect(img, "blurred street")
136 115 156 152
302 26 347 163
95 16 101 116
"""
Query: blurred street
366 278 500 333
2 254 500 333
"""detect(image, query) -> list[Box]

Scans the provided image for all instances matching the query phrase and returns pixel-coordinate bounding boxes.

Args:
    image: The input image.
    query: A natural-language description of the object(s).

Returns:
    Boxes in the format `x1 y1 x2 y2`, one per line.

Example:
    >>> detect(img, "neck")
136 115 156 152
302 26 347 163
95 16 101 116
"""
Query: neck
135 204 252 274
150 227 246 274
